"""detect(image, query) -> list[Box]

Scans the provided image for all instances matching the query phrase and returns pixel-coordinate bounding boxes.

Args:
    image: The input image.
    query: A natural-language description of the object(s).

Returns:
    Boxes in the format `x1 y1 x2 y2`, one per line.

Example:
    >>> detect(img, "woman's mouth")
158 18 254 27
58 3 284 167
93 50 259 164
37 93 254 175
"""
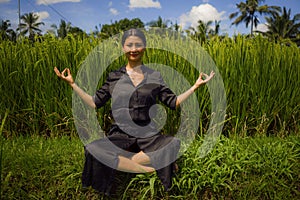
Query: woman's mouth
130 52 139 57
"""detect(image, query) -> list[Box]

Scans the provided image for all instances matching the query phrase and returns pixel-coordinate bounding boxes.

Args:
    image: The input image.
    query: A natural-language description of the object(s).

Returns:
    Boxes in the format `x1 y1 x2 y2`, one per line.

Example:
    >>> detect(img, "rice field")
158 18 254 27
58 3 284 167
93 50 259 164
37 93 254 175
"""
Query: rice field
0 33 299 137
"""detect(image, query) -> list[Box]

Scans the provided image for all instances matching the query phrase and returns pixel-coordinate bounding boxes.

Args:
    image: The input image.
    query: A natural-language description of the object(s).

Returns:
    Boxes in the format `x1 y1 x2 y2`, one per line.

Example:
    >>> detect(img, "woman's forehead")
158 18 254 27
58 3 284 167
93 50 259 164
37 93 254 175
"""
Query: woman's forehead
124 36 144 44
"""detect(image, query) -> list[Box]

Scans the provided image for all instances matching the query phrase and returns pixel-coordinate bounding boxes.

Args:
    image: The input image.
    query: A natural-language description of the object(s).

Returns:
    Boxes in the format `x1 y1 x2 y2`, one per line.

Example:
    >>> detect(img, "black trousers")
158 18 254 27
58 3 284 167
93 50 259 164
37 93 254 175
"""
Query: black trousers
82 126 180 195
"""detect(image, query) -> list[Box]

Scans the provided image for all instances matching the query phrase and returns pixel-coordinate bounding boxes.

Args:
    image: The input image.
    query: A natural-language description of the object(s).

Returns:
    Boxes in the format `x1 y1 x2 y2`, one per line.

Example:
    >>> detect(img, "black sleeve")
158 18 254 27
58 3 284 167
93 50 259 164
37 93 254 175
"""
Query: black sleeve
158 73 178 110
93 74 112 109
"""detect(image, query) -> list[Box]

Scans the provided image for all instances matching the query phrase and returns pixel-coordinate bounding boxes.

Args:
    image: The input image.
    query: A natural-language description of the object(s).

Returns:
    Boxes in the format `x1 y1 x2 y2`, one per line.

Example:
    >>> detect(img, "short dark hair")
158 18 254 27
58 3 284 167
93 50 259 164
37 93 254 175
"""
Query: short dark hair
121 29 146 47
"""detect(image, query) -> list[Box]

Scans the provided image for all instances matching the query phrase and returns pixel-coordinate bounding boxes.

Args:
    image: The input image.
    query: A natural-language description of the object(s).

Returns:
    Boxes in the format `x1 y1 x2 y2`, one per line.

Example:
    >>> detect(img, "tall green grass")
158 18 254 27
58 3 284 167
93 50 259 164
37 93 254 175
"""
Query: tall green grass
0 33 299 137
0 35 97 136
206 36 300 136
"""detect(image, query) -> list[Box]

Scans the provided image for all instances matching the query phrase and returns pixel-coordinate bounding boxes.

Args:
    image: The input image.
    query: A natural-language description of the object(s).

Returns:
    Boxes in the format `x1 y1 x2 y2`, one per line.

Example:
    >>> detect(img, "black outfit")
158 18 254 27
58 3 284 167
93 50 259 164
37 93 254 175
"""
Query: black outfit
82 65 180 194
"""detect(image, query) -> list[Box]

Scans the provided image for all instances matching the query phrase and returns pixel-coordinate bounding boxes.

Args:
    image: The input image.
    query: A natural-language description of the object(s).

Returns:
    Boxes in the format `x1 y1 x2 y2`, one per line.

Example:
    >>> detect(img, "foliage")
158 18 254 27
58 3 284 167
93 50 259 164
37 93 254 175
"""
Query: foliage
0 34 97 137
99 18 144 39
17 12 45 41
50 19 86 38
187 20 221 43
0 135 299 199
256 7 300 45
0 33 299 138
0 19 16 41
229 0 281 36
124 135 300 199
147 16 170 28
1 4 299 45
187 20 213 43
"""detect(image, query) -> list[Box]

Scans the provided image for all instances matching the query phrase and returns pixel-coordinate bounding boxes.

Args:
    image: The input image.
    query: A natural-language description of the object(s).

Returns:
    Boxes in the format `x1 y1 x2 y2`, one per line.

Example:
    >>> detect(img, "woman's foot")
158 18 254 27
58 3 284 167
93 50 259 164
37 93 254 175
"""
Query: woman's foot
131 151 151 165
118 155 155 173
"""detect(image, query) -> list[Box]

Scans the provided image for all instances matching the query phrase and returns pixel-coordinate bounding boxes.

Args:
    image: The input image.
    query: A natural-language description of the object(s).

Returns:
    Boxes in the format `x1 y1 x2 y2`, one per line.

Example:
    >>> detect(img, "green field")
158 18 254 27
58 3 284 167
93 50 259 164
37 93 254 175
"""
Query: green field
0 33 300 199
1 135 299 199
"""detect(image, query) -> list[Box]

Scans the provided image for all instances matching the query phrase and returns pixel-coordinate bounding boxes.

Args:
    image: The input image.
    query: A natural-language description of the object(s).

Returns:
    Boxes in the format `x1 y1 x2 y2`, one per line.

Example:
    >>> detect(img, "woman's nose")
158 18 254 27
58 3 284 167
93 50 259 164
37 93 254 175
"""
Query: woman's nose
130 45 138 51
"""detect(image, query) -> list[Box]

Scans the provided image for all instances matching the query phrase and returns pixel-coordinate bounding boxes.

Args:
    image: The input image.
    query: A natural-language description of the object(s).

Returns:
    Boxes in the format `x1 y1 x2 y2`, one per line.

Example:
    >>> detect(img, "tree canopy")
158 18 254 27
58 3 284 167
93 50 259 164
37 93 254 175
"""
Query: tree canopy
256 7 300 44
229 0 281 36
99 18 144 39
1 2 299 46
17 12 44 41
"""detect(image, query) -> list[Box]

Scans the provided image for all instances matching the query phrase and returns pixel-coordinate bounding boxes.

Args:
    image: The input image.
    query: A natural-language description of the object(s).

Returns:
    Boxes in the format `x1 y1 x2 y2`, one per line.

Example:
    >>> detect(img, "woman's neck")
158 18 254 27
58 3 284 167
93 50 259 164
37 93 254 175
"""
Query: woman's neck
126 61 143 71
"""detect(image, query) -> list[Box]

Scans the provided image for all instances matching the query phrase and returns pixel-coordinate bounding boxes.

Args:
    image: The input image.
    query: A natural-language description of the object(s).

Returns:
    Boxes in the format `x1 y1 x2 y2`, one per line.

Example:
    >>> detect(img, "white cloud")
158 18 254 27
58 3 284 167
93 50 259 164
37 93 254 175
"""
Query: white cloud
254 23 268 33
110 8 119 15
108 1 119 15
129 0 161 9
179 3 226 29
36 0 80 5
35 11 50 22
0 0 10 3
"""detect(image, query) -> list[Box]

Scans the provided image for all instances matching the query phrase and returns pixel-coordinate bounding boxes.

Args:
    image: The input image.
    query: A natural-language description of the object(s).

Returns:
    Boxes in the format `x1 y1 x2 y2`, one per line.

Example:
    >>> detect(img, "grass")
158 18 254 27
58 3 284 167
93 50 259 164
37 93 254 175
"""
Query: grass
1 135 299 199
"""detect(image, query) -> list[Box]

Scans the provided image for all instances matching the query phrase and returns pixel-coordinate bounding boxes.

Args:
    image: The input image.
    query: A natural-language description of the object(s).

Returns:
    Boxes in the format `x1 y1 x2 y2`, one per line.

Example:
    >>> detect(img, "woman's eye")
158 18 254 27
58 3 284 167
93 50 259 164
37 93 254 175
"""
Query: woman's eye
126 43 143 48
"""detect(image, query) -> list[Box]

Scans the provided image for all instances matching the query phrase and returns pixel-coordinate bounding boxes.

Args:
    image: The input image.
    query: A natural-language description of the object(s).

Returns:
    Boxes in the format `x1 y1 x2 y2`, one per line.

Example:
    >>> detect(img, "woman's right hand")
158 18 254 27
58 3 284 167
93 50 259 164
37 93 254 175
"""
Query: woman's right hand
54 67 96 108
54 67 74 85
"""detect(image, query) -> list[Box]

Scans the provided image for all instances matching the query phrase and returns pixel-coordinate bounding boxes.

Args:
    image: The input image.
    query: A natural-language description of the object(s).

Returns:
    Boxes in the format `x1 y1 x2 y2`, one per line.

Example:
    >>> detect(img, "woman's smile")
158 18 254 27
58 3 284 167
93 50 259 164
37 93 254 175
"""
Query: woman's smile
129 52 139 57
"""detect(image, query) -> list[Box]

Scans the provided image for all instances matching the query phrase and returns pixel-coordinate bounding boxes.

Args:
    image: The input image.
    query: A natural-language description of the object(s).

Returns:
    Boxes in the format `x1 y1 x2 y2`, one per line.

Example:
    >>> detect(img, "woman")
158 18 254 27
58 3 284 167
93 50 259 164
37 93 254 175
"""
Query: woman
54 28 214 195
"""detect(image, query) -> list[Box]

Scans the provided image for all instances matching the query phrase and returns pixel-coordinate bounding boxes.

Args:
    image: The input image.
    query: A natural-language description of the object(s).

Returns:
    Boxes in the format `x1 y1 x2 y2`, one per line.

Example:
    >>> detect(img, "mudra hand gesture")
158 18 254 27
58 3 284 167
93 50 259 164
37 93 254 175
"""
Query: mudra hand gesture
54 67 74 85
194 71 215 89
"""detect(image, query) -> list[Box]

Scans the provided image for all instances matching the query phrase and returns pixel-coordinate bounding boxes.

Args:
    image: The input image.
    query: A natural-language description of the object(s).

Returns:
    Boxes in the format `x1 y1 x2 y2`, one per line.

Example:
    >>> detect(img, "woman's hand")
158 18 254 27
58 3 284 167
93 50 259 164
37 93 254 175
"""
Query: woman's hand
176 71 215 107
194 71 215 89
54 67 74 85
54 67 95 108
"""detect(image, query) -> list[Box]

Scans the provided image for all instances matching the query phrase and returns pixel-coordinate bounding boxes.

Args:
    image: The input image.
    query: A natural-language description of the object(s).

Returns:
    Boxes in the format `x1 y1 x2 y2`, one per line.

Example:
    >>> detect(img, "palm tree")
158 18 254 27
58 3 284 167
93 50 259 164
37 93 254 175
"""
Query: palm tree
188 20 213 43
229 0 281 36
208 20 221 36
170 21 181 32
51 19 86 38
147 16 170 28
0 19 16 41
256 7 300 44
18 12 44 40
51 19 71 38
99 18 144 39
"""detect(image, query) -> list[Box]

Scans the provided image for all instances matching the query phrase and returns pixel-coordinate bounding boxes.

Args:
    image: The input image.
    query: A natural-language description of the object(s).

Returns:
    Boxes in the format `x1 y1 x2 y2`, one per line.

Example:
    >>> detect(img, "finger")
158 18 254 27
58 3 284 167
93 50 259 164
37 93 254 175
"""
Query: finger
66 68 71 76
199 72 203 79
61 68 68 78
54 67 61 76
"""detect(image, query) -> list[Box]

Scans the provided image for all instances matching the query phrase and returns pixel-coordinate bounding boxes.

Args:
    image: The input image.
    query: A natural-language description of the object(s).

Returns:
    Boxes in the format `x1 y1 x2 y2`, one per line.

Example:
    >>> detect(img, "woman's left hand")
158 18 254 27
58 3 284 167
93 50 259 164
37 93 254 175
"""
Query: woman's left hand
194 71 215 88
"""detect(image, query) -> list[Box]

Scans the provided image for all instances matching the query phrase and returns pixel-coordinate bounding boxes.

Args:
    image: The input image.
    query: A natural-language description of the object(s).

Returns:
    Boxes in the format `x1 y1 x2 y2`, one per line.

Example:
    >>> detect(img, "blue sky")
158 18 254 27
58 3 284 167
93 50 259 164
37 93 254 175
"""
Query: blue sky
1 0 300 36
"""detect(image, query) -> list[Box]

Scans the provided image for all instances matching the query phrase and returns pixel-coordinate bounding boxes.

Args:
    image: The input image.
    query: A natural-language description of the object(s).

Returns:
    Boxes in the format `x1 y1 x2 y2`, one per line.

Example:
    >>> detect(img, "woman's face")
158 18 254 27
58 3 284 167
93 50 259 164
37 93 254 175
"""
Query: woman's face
123 36 145 63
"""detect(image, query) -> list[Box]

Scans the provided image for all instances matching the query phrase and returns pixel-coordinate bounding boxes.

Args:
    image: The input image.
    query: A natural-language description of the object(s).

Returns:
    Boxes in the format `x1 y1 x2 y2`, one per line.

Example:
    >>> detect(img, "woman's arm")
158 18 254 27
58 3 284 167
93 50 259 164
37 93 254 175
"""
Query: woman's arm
54 67 96 109
176 71 215 107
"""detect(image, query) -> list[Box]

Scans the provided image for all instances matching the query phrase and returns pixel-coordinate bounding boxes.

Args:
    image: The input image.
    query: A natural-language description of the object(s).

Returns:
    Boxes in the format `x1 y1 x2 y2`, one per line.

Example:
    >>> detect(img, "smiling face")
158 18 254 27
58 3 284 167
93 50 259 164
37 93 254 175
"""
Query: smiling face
123 36 145 63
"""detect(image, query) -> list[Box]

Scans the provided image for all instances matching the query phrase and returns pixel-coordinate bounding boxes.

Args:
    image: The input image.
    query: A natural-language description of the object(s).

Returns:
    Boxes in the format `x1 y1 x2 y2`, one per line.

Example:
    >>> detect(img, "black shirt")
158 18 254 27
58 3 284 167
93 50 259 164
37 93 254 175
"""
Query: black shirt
93 65 178 137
